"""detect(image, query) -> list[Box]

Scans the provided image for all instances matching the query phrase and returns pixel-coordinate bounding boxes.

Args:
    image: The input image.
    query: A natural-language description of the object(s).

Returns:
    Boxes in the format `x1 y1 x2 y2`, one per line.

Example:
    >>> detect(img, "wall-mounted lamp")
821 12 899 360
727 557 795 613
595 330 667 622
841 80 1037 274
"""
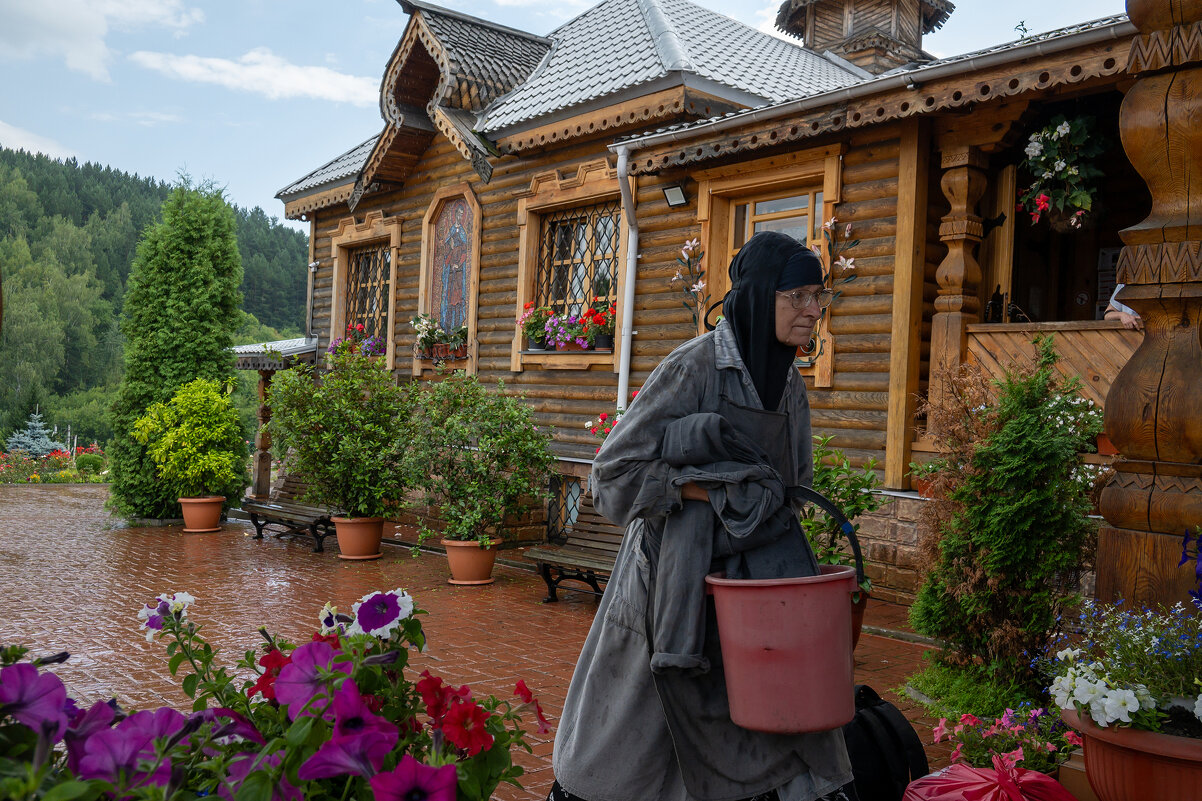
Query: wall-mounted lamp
662 184 688 208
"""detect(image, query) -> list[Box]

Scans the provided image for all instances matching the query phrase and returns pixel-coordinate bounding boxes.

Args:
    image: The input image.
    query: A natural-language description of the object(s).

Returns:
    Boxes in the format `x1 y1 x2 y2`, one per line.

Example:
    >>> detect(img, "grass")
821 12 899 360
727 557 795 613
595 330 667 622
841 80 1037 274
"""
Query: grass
903 657 1044 719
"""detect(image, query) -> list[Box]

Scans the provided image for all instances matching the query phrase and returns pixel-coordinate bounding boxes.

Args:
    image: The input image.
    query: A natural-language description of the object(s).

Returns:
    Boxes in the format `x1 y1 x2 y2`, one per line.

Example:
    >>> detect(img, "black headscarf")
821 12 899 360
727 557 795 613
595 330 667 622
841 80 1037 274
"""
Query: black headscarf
721 231 823 411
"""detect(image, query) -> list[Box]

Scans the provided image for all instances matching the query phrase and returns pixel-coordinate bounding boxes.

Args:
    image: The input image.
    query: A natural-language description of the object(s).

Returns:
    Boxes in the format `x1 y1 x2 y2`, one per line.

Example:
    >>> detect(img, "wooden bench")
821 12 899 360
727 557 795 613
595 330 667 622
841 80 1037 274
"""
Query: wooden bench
242 474 336 553
525 492 624 602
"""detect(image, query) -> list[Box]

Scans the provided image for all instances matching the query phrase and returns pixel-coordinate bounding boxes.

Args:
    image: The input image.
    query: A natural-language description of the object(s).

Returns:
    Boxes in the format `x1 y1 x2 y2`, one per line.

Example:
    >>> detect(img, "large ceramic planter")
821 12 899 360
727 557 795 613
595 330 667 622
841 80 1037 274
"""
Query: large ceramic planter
179 496 224 533
442 538 501 585
332 516 384 561
1062 708 1202 801
851 590 869 650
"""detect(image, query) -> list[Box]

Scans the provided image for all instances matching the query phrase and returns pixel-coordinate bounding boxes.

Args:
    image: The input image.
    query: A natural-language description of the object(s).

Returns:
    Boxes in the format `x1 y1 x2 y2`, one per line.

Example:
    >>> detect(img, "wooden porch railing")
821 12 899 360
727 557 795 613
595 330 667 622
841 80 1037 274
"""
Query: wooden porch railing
964 320 1143 408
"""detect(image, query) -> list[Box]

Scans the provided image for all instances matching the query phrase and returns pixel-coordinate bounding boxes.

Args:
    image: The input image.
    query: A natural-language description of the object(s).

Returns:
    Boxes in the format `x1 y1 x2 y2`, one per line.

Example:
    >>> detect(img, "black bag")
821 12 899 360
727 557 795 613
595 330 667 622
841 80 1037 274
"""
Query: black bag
839 685 929 801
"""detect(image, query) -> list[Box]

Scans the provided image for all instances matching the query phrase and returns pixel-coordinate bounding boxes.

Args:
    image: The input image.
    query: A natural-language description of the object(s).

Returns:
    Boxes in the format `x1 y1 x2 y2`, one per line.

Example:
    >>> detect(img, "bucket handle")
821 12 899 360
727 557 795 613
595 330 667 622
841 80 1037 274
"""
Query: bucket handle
787 485 865 591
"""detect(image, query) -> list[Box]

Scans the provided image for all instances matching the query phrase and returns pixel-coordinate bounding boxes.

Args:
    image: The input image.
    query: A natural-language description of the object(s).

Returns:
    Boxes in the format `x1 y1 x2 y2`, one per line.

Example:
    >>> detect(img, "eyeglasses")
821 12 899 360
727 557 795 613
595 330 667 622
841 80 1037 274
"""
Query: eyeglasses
776 288 834 310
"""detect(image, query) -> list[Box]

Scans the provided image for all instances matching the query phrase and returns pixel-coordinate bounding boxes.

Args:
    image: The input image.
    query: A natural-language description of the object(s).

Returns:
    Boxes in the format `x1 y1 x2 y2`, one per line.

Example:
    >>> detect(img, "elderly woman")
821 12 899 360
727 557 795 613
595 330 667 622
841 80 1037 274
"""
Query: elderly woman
548 231 856 801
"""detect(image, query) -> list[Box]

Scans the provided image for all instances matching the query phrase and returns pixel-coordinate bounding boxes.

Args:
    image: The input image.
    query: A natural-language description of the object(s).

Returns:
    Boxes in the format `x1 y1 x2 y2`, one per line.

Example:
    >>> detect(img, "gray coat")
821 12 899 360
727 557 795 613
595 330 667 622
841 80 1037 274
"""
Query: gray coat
552 321 852 801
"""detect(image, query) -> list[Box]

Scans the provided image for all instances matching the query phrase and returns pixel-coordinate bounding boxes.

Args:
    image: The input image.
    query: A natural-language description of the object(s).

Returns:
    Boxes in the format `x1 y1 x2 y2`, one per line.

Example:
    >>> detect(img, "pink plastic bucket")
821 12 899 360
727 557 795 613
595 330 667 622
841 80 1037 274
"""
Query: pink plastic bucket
706 564 856 733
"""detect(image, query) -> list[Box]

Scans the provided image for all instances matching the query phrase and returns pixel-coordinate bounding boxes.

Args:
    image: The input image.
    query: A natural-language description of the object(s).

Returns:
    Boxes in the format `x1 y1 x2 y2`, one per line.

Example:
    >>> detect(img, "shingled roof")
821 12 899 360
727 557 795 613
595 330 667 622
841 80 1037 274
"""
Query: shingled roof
775 0 955 36
277 136 377 201
478 0 861 134
398 0 550 112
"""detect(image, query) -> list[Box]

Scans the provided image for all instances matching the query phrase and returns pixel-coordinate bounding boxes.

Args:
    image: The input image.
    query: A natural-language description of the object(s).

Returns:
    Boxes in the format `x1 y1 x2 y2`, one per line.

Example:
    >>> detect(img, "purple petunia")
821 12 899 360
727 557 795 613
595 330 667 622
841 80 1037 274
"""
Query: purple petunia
275 641 351 720
348 588 414 638
370 756 457 801
220 750 301 801
295 679 398 780
77 707 187 789
0 662 69 742
65 699 120 772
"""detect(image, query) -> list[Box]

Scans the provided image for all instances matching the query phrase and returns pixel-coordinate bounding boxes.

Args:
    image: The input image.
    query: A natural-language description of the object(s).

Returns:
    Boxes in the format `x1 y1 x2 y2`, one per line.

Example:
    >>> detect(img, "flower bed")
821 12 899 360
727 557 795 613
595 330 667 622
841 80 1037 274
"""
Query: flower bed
0 445 107 484
0 587 547 800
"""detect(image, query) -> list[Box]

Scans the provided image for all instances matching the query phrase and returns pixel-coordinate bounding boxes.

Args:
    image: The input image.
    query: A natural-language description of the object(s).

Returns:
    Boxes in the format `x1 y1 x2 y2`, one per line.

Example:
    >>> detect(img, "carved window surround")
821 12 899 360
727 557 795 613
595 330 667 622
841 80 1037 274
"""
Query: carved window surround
693 144 845 384
414 183 482 377
330 211 404 369
511 159 628 372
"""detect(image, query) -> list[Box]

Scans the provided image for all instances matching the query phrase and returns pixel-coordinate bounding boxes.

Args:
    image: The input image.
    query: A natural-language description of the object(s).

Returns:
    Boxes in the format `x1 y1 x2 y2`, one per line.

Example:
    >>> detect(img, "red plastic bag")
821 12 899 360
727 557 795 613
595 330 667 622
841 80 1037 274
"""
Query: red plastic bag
903 756 1078 801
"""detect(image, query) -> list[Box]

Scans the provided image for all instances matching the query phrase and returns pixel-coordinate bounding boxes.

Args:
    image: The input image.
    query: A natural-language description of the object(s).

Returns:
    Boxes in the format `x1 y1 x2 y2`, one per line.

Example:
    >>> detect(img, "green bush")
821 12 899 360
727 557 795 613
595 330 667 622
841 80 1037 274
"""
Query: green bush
132 379 248 500
909 335 1099 690
800 435 885 594
406 373 554 547
75 453 105 474
266 338 412 519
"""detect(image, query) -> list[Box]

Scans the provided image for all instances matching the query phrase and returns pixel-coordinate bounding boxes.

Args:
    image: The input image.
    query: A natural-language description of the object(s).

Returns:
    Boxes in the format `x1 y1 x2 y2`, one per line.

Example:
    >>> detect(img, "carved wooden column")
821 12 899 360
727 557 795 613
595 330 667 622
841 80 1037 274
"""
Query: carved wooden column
928 146 987 428
1097 0 1202 605
251 369 275 499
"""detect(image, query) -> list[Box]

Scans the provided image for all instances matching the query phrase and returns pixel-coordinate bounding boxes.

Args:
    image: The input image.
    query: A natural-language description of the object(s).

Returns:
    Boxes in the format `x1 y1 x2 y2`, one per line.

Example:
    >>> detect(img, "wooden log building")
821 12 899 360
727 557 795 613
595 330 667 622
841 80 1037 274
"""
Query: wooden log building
263 0 1199 604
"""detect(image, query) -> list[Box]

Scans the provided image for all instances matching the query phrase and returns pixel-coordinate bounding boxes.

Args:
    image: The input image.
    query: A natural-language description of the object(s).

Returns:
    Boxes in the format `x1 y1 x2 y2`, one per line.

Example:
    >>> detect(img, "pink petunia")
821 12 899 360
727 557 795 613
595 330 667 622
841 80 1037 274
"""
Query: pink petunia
371 756 457 801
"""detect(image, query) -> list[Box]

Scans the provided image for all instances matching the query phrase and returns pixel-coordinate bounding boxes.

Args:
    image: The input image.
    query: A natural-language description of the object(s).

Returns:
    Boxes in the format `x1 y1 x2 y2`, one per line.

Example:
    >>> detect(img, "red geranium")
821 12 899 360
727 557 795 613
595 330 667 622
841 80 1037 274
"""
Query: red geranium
442 699 494 756
247 649 291 700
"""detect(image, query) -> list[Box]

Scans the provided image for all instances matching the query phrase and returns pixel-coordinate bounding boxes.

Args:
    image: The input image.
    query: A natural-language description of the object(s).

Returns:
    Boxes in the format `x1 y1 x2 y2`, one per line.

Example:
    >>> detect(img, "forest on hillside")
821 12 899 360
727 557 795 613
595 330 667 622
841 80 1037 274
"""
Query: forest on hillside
0 147 309 445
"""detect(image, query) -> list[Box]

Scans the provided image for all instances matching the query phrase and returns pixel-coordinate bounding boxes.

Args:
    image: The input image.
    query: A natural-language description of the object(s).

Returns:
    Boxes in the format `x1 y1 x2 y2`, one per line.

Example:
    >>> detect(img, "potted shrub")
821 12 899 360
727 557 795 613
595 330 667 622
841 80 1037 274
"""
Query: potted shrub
798 434 885 647
267 327 410 560
907 458 942 498
441 323 469 360
1018 115 1105 231
518 303 553 350
1043 598 1202 801
406 373 554 584
132 378 248 532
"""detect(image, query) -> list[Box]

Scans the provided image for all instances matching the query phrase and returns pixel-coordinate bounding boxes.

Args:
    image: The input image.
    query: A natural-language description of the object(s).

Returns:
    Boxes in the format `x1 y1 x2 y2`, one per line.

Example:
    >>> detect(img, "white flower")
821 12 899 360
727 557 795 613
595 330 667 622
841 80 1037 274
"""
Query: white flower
1194 693 1202 723
1102 689 1140 723
690 281 706 293
318 602 344 635
1042 170 1054 179
671 271 683 282
822 217 837 231
1054 160 1067 172
1136 685 1157 711
1055 121 1072 139
836 255 855 272
1073 678 1106 706
1025 140 1044 158
348 588 414 638
1056 647 1081 662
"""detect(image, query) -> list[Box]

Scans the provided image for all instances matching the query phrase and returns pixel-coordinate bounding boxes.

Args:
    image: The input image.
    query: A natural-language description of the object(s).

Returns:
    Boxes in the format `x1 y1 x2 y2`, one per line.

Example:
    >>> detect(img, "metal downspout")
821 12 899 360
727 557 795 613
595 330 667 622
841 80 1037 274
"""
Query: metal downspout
615 144 639 411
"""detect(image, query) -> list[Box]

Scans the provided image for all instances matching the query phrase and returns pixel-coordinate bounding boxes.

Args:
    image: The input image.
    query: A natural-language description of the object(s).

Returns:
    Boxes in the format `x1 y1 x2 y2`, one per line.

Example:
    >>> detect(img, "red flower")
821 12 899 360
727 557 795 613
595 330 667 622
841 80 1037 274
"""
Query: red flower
598 413 608 421
311 632 341 647
524 301 534 309
1035 193 1051 212
514 680 551 735
356 323 365 332
631 390 639 399
416 671 470 723
443 699 494 756
247 649 292 700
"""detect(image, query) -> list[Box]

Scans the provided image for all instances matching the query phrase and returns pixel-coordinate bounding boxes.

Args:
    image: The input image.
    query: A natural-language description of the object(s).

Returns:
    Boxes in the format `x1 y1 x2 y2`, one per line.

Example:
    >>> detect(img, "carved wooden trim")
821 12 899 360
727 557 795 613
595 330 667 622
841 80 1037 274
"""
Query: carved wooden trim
414 184 482 377
1128 20 1202 72
1116 241 1202 283
283 183 355 220
629 42 1129 175
329 211 405 370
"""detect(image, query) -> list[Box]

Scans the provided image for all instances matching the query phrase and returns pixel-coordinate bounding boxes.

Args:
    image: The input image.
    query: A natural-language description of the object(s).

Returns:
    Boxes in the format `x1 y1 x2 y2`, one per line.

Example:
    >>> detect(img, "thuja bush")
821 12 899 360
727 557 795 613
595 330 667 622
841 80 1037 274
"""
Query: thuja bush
109 179 243 519
910 336 1100 691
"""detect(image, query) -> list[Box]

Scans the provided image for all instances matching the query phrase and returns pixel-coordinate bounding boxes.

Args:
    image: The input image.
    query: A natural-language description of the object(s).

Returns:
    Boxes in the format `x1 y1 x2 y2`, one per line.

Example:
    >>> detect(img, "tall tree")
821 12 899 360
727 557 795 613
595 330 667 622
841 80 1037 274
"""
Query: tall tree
108 179 244 518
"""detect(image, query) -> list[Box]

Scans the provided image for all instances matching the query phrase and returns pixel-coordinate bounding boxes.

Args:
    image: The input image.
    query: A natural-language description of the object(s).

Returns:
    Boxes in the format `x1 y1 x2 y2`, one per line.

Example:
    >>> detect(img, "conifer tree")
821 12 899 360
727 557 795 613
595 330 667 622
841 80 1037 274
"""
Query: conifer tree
108 179 245 518
6 409 66 456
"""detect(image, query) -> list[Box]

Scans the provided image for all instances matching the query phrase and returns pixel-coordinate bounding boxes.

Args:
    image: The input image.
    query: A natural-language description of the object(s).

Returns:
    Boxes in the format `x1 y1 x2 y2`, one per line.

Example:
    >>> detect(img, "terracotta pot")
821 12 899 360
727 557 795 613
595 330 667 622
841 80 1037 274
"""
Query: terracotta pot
1062 708 1202 801
851 590 869 650
705 565 856 733
442 538 500 585
331 516 384 561
912 477 935 499
447 344 468 359
431 343 450 359
555 341 590 352
179 496 224 533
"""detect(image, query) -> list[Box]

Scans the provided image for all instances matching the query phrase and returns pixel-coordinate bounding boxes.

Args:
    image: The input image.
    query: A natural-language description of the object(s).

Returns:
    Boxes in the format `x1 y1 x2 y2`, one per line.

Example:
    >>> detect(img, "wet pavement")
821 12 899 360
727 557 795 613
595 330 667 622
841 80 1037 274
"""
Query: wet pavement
0 484 950 799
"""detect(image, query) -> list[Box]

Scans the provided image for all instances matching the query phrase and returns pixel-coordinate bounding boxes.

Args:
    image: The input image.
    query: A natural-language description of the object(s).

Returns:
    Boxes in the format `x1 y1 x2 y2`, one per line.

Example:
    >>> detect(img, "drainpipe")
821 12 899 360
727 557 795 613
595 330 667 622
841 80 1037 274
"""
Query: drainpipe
615 144 639 411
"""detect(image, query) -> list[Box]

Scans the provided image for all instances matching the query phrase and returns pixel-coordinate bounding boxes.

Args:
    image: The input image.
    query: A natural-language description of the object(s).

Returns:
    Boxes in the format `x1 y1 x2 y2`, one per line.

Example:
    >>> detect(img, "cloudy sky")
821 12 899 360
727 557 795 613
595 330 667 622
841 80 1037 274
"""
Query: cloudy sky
0 0 1124 231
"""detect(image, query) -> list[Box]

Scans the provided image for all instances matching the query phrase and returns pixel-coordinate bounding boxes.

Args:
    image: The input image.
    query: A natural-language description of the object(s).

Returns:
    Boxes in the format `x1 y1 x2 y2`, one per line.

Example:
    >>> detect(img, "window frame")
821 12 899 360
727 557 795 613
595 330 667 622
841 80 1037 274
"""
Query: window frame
414 183 482 376
329 211 404 369
693 144 844 385
512 160 627 372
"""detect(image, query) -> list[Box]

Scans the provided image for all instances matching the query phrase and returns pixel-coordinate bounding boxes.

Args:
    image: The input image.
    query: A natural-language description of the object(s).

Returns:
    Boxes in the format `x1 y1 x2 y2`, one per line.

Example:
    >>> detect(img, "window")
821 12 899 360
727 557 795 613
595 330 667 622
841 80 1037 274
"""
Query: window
537 200 620 316
729 188 824 259
512 159 626 371
330 211 403 368
344 243 391 338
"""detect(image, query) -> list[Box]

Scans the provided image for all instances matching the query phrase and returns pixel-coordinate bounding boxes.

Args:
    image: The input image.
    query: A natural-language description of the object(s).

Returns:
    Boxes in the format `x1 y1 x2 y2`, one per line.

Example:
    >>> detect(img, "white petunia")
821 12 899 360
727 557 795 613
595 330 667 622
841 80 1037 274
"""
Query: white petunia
1073 678 1105 706
1194 693 1202 723
1102 689 1140 723
1054 160 1067 172
1055 121 1072 138
1025 140 1043 158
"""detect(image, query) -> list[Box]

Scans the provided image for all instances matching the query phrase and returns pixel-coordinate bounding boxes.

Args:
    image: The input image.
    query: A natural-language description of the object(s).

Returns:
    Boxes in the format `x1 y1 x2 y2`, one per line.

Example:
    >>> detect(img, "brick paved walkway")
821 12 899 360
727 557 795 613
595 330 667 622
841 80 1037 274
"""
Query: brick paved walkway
0 484 950 799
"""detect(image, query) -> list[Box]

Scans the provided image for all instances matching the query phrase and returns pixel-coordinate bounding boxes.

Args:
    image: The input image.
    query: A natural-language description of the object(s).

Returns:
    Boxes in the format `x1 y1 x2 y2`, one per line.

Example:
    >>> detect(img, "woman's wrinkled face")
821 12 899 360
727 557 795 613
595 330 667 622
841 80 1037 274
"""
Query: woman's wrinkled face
774 283 824 347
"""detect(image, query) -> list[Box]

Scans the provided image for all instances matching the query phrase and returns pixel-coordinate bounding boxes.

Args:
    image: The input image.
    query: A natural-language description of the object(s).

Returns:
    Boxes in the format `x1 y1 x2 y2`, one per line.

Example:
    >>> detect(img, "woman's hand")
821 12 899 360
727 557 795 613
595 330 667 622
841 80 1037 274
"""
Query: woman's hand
1117 311 1143 331
680 482 710 502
